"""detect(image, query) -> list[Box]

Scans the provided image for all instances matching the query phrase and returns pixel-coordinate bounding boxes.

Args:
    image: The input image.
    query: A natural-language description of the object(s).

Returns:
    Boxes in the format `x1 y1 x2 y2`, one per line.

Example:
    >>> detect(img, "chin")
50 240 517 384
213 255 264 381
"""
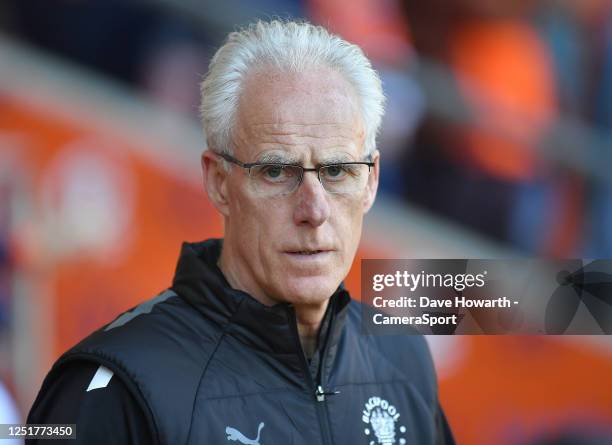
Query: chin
280 275 341 306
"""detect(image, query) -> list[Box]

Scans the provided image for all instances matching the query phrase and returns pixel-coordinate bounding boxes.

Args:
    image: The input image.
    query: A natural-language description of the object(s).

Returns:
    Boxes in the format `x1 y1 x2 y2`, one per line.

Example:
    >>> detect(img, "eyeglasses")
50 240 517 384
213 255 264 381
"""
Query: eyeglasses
214 151 375 197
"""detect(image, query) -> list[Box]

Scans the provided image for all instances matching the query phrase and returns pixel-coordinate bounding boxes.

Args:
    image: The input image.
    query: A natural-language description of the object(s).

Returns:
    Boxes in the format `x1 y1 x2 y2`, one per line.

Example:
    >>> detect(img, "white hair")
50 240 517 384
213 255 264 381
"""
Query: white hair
200 19 385 156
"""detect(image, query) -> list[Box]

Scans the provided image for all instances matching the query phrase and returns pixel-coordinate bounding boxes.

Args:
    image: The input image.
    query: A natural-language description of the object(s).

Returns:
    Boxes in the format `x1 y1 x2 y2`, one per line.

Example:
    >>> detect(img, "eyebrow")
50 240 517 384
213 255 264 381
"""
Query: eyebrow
255 151 358 165
319 153 355 164
256 152 300 164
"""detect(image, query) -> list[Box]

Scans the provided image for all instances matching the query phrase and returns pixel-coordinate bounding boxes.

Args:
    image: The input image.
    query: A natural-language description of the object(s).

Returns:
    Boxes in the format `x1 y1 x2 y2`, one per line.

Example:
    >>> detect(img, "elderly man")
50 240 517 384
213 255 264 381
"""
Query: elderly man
28 20 454 444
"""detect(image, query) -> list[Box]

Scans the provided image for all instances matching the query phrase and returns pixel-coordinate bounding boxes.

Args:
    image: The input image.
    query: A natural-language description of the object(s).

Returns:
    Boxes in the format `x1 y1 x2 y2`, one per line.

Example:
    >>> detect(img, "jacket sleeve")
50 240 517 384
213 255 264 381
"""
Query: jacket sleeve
435 402 456 445
26 361 153 445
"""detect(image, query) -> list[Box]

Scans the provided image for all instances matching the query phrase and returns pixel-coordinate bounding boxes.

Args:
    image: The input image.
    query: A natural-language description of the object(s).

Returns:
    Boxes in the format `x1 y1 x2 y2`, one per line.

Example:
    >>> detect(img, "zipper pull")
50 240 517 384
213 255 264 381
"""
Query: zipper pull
316 385 325 402
315 385 341 402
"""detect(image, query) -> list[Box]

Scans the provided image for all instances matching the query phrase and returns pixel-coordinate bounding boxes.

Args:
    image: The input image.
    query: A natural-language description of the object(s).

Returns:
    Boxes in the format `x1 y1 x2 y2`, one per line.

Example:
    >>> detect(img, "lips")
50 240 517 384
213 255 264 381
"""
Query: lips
283 249 334 268
290 250 326 255
284 248 335 260
285 246 333 254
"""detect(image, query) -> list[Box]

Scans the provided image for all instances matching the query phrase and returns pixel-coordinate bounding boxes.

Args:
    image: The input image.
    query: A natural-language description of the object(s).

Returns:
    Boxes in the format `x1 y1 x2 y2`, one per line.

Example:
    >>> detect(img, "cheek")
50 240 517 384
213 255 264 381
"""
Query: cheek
331 198 365 253
231 193 288 259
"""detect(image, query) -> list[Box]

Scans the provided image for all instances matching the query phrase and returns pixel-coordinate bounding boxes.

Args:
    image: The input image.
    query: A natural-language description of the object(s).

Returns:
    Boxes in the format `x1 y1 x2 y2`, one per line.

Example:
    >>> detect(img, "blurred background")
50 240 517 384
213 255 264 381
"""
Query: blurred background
1 0 612 443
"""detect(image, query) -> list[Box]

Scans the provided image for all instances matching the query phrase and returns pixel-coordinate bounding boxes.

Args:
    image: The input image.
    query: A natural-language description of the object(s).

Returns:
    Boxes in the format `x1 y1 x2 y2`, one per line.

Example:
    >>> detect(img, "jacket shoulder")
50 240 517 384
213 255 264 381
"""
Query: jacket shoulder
66 289 220 358
50 289 222 445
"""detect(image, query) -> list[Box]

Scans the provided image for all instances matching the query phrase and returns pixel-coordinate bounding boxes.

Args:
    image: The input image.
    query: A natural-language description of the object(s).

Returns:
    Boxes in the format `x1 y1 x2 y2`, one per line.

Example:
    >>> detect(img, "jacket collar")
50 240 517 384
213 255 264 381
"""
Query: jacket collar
171 239 351 378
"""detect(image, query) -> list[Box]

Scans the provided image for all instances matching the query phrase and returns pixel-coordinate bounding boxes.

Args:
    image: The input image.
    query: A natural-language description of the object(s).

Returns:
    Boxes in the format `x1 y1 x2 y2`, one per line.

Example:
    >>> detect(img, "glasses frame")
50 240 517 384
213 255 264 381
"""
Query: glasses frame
213 151 375 195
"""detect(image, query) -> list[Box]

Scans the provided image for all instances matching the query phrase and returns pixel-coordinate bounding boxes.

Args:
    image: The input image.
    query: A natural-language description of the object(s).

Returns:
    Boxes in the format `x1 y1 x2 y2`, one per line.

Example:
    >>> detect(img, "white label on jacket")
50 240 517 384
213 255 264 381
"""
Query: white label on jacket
86 365 114 392
362 396 407 445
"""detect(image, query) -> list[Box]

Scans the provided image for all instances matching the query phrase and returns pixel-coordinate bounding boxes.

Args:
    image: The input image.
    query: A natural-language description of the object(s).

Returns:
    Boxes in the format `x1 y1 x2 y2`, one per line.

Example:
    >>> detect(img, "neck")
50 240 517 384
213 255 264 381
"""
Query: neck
296 300 330 359
218 243 329 357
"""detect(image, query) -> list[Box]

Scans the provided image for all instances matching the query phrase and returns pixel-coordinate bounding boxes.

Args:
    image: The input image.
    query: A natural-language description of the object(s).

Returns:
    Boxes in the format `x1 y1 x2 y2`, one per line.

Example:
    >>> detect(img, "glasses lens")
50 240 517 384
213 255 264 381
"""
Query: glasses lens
320 163 370 194
249 164 302 196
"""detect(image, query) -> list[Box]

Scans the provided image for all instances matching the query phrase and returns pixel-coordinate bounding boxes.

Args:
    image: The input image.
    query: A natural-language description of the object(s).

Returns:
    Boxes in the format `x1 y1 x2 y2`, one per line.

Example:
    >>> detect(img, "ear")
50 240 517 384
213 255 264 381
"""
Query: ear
201 150 230 217
362 150 380 214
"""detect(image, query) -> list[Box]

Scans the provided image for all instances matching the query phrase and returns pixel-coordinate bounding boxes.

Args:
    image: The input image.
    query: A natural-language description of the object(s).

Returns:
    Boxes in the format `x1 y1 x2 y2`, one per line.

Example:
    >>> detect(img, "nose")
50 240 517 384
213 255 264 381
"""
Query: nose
292 170 331 227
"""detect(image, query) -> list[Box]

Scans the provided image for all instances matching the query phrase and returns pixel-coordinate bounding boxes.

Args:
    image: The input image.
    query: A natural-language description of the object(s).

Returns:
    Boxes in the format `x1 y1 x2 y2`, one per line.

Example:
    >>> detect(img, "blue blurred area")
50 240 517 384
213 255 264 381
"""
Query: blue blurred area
4 0 305 87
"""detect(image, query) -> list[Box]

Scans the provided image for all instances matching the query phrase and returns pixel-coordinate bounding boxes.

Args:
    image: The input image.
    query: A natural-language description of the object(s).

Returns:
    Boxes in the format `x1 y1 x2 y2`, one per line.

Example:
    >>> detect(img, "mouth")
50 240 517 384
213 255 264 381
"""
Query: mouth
288 250 328 255
284 248 334 259
283 248 335 271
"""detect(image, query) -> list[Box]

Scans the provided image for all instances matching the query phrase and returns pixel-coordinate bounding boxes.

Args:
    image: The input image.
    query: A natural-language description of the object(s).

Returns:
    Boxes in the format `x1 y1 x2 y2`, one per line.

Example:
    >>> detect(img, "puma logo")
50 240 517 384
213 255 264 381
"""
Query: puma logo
225 422 265 445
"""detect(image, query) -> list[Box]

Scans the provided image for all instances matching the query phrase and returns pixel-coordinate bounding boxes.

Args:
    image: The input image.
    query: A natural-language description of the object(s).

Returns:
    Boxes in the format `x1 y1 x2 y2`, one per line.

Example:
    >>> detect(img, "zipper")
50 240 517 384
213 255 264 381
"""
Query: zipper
315 301 337 445
286 305 337 445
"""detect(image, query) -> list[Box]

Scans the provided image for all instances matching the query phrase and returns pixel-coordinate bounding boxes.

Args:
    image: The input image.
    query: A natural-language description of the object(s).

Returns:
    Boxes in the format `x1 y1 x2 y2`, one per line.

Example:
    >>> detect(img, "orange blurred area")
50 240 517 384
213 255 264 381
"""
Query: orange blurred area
450 20 557 181
440 336 612 443
2 96 222 358
307 0 412 64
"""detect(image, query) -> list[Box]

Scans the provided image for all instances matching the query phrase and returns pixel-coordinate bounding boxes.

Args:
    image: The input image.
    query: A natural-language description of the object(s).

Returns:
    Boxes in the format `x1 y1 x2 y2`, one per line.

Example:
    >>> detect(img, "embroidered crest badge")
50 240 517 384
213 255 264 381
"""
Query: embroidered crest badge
362 396 407 445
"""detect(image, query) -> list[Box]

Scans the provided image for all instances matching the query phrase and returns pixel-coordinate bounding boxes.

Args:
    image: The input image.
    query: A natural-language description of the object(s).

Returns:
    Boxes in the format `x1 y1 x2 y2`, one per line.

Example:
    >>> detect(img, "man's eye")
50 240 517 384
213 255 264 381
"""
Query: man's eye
323 165 352 180
254 165 296 182
264 166 283 178
326 166 344 177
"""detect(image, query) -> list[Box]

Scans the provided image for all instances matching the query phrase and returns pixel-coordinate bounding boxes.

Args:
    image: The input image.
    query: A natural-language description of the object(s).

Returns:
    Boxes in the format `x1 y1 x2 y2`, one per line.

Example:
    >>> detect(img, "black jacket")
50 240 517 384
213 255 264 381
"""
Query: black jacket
29 239 454 444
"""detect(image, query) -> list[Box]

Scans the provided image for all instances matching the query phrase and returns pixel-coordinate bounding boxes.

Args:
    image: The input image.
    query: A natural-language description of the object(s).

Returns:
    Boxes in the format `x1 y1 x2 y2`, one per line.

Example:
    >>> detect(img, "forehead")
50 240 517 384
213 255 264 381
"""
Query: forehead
234 65 365 160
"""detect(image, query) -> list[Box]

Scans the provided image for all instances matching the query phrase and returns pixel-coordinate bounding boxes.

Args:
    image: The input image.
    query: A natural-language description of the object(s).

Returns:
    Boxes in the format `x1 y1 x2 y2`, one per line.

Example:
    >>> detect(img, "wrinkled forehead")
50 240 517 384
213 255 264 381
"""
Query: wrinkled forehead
233 66 365 162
